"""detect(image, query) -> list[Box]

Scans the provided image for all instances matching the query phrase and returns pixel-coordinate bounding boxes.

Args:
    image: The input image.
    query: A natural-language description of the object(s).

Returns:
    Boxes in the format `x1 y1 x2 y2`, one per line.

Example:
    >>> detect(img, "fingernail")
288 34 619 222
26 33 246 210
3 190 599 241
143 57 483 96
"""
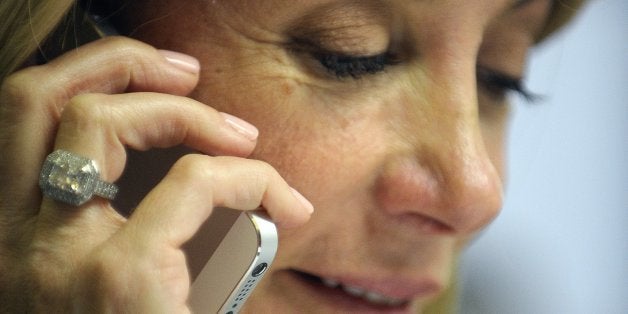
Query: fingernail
158 50 200 74
290 187 314 214
220 112 259 141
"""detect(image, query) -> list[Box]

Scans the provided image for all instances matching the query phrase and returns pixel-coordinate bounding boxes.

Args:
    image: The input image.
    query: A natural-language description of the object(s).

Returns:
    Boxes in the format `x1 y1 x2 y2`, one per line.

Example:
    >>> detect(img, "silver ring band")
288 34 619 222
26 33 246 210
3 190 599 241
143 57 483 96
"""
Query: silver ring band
39 149 118 206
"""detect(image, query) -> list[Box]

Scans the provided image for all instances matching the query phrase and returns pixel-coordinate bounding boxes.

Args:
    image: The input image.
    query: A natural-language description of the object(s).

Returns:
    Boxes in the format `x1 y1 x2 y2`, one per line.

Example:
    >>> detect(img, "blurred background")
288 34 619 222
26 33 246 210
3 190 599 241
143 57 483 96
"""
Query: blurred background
459 1 627 313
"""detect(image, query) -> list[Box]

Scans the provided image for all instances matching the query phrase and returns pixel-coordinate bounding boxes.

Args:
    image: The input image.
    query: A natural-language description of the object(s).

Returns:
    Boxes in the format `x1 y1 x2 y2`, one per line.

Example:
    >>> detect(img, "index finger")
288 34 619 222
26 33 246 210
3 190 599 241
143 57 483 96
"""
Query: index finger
122 155 314 249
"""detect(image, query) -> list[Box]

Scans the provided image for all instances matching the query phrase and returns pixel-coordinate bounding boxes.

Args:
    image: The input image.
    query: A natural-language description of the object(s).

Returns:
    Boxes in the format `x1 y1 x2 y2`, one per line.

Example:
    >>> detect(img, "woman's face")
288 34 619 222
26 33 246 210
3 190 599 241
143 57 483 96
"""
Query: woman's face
123 0 552 312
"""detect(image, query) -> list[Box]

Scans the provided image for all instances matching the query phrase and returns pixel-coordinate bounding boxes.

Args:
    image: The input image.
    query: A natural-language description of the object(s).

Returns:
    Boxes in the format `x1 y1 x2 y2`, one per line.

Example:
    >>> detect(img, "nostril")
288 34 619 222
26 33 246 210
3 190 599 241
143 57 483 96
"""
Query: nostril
420 216 453 234
374 152 503 235
398 213 454 235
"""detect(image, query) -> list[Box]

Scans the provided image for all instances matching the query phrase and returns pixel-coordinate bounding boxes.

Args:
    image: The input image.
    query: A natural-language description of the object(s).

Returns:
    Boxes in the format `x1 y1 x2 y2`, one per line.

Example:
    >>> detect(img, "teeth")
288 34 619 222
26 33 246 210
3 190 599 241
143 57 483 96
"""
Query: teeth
364 291 391 303
364 291 405 306
322 278 340 288
342 284 366 297
321 278 406 306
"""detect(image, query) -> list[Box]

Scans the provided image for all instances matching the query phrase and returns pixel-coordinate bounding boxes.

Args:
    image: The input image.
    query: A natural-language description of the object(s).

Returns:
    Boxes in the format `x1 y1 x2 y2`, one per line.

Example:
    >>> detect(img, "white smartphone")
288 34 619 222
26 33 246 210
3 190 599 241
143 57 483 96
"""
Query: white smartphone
184 207 278 313
50 6 280 313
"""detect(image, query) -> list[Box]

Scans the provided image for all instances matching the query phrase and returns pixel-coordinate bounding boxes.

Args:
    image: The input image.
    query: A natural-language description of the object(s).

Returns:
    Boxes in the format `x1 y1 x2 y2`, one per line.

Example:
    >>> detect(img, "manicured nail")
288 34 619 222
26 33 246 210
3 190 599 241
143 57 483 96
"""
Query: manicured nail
158 50 200 74
290 187 314 214
220 112 259 141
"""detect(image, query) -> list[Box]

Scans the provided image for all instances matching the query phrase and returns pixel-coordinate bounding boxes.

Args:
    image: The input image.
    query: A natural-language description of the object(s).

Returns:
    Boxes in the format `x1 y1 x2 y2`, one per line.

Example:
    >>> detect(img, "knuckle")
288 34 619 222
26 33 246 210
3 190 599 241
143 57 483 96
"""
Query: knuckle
168 156 284 207
102 38 152 65
20 242 74 309
96 37 164 82
100 35 153 51
213 157 272 206
0 67 50 114
76 244 133 302
61 94 108 127
98 35 135 48
170 154 214 183
88 36 149 60
244 158 280 182
215 156 278 183
82 245 122 281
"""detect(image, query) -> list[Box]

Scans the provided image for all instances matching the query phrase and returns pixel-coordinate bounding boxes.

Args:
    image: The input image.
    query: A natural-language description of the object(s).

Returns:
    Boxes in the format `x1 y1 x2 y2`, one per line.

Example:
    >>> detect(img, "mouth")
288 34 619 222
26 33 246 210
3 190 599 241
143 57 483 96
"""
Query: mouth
285 269 440 313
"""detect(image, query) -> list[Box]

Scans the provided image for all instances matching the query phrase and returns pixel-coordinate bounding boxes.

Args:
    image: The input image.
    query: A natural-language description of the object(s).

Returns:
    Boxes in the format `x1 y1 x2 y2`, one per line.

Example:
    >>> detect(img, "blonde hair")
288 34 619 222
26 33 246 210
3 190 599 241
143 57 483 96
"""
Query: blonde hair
0 0 586 313
0 0 75 80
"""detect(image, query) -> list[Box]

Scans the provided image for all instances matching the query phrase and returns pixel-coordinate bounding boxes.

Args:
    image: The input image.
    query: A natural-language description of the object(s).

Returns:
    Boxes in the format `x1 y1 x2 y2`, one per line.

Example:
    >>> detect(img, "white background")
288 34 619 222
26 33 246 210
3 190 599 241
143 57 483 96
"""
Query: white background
460 1 627 313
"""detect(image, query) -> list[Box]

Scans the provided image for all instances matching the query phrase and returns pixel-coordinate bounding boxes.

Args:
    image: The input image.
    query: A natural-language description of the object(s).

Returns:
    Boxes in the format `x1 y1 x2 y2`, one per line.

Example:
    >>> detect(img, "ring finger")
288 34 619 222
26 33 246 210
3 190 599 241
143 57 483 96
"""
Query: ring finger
0 37 199 220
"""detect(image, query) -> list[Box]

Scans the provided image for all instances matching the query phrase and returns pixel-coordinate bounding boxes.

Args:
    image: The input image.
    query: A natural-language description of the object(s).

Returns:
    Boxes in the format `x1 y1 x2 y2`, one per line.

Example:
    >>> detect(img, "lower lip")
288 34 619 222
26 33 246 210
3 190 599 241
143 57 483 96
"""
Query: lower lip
281 270 415 314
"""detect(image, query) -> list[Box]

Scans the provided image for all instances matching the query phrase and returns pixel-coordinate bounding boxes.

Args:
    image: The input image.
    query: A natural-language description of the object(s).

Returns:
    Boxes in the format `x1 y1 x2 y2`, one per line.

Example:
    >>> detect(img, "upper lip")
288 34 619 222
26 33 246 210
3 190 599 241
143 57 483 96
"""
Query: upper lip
292 268 443 301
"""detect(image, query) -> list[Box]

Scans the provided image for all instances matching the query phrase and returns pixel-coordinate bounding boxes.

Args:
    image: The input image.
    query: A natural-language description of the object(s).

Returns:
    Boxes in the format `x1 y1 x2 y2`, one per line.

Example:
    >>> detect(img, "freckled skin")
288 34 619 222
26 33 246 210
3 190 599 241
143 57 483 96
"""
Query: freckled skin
117 0 552 311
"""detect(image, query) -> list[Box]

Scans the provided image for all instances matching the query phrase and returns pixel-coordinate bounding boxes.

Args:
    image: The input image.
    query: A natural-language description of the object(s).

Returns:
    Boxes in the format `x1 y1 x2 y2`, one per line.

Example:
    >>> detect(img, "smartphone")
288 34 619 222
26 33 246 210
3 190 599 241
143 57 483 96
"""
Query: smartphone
50 5 279 313
185 207 278 313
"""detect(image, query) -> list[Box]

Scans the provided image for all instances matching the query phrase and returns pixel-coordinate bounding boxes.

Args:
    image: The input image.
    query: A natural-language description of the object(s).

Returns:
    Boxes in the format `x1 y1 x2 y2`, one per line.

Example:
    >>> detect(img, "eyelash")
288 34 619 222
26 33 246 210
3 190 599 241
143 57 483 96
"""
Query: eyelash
314 51 397 79
476 66 537 102
314 51 536 102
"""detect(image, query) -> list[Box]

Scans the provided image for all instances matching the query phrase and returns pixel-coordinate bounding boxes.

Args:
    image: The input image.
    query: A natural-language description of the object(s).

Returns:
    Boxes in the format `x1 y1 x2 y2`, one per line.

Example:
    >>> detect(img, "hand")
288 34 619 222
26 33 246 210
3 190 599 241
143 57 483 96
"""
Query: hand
0 37 313 313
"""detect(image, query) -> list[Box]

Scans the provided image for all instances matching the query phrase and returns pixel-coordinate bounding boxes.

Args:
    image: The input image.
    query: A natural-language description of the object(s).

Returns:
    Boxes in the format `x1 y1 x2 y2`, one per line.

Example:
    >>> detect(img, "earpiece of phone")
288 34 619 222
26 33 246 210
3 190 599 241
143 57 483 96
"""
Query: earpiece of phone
50 5 279 313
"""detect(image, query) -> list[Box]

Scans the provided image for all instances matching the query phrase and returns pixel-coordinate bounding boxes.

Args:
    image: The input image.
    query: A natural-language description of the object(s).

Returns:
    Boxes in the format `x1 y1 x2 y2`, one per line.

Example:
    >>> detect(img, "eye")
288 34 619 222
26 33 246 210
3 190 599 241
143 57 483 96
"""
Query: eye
288 36 399 79
314 51 398 79
476 65 538 102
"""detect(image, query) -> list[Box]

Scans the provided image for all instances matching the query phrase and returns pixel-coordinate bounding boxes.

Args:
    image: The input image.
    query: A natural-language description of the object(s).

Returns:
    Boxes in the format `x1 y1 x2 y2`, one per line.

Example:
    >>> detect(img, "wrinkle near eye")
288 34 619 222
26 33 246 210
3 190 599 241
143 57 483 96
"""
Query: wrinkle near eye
288 1 393 56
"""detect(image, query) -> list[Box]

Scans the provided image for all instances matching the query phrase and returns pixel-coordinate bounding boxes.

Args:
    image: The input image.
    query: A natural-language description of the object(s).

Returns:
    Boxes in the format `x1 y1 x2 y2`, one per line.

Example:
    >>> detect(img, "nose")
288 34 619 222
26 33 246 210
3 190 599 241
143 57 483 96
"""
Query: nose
374 72 503 236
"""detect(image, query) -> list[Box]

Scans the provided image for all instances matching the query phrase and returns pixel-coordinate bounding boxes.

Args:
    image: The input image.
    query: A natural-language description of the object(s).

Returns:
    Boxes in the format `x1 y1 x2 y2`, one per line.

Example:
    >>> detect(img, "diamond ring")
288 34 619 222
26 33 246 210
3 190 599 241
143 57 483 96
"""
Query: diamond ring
39 149 118 206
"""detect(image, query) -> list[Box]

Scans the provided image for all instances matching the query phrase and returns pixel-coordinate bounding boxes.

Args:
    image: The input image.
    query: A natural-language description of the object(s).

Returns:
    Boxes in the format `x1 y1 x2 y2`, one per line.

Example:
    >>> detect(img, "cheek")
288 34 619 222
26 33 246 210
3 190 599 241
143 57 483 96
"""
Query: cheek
250 93 388 206
479 105 510 181
486 134 506 181
191 57 397 202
